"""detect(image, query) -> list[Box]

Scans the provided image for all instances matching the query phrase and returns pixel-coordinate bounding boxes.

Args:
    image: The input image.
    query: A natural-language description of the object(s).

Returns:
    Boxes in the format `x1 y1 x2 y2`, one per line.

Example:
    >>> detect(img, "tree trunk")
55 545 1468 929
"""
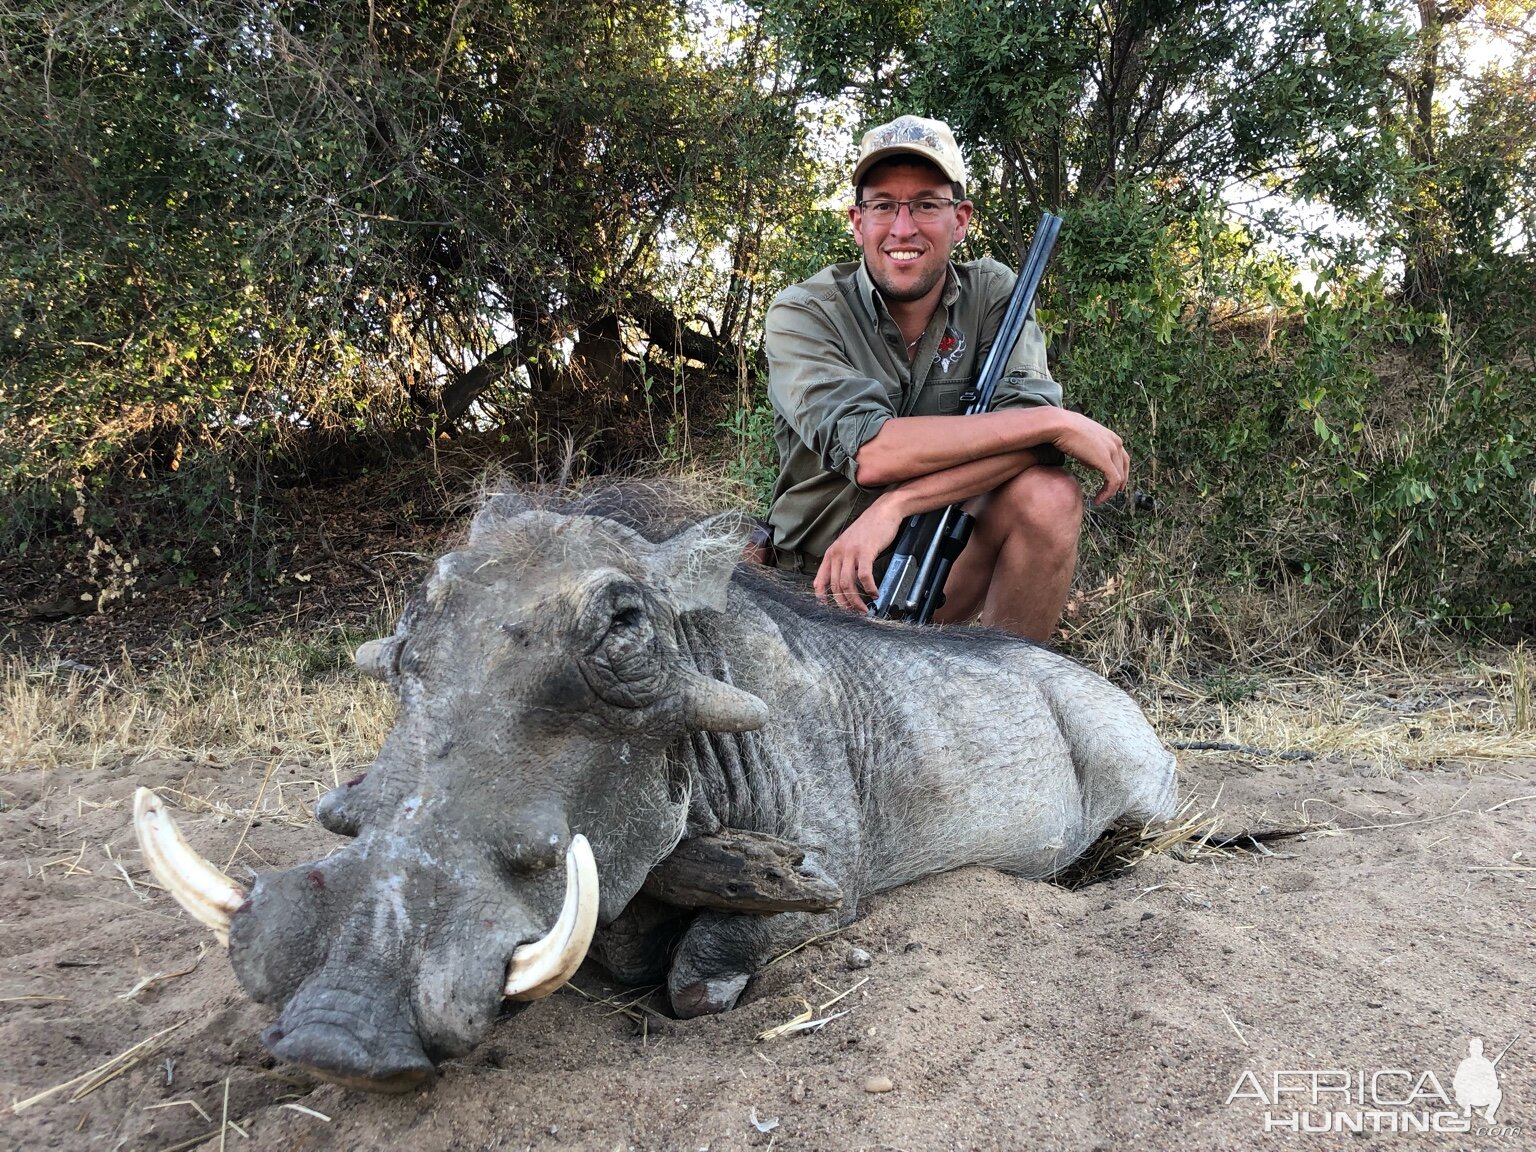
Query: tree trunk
1400 0 1473 306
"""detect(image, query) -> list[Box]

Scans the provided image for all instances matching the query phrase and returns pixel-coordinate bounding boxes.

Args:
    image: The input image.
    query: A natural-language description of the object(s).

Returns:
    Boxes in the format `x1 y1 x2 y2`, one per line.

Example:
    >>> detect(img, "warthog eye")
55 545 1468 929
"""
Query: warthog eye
579 584 666 700
600 601 653 656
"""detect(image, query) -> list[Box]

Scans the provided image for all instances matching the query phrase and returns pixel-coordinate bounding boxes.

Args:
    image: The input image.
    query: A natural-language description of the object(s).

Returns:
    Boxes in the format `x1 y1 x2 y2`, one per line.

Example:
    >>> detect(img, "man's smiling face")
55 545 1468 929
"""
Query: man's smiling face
850 159 972 310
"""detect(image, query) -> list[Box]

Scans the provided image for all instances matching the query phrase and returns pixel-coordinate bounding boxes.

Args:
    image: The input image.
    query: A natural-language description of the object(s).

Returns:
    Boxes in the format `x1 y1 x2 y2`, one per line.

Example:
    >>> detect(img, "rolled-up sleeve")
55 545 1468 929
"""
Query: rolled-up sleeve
764 293 894 484
991 314 1061 410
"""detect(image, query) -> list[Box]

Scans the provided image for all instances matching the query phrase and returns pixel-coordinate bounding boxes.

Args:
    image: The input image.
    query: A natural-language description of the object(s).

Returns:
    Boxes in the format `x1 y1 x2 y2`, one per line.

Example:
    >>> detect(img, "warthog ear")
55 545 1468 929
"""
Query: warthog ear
647 512 753 614
679 669 768 732
467 491 538 543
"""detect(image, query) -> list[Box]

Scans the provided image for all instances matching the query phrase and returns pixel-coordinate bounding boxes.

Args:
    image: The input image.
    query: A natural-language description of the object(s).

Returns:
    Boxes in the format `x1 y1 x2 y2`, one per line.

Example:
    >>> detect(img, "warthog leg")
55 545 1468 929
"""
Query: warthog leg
667 905 844 1018
588 893 692 986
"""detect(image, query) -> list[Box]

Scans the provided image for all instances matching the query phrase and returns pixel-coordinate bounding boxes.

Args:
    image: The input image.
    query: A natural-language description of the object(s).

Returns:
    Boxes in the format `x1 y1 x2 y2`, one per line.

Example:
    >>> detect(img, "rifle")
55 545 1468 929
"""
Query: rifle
868 211 1062 624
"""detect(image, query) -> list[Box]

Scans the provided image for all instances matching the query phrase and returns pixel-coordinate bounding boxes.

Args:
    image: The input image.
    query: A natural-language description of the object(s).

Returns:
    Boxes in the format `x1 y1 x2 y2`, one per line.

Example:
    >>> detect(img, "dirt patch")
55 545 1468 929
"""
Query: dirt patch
3 746 1531 1151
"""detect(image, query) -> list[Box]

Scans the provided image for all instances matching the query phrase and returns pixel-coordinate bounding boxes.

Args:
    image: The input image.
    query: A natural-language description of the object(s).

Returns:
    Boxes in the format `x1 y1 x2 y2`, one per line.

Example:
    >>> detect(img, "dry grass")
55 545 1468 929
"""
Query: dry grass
2 626 1531 816
1038 638 1536 888
9 1020 189 1114
1135 647 1536 778
1058 546 1536 776
1066 495 1534 686
0 637 396 789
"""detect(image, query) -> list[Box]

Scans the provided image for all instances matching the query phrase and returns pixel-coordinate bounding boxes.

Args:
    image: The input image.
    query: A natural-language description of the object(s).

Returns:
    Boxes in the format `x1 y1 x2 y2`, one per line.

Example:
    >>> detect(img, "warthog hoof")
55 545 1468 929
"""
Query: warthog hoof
670 973 750 1018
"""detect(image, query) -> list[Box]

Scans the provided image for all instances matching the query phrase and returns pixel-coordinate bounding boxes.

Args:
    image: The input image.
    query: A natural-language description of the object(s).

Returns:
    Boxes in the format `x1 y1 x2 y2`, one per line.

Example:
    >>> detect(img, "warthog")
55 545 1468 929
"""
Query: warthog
134 485 1175 1091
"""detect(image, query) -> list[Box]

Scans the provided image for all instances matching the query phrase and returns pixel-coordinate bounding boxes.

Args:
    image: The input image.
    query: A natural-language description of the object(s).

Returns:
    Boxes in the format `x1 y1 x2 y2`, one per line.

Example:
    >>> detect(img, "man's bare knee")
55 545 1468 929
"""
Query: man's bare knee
987 466 1083 544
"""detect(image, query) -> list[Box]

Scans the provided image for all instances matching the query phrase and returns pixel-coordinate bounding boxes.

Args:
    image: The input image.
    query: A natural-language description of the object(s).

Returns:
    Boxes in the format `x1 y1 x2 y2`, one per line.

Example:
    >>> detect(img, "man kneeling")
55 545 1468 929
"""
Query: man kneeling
762 115 1130 643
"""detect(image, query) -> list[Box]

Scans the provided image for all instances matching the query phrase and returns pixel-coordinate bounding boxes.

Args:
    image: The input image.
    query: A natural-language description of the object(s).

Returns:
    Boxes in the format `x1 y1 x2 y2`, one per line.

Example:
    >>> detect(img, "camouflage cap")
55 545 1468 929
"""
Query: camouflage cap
851 115 967 189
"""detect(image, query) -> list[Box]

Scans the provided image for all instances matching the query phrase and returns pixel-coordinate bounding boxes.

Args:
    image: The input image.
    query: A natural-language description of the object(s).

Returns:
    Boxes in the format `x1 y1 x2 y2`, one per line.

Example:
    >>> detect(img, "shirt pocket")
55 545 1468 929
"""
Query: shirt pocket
913 377 972 416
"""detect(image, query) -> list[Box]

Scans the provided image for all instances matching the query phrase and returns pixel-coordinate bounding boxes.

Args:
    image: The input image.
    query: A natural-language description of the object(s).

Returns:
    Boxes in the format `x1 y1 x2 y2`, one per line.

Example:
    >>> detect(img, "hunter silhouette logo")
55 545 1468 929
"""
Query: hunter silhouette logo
1453 1037 1506 1122
1227 1034 1521 1137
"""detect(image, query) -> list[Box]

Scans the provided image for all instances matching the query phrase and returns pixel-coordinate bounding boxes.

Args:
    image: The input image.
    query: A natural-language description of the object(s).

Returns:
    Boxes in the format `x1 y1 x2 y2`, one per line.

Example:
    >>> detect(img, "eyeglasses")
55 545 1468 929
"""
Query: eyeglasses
855 197 963 223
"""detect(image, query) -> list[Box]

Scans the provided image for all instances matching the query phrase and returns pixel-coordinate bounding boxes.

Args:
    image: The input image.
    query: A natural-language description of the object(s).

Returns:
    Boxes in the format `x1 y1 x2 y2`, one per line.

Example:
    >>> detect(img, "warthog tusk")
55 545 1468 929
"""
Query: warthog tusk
132 787 247 946
503 834 599 1001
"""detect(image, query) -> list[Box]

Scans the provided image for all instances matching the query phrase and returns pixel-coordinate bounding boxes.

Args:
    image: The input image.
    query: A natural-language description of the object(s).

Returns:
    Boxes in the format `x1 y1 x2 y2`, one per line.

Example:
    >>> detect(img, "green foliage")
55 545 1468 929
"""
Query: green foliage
1061 220 1536 631
2 0 1533 640
0 0 804 544
764 0 1412 208
721 398 780 511
762 207 859 290
1281 285 1536 623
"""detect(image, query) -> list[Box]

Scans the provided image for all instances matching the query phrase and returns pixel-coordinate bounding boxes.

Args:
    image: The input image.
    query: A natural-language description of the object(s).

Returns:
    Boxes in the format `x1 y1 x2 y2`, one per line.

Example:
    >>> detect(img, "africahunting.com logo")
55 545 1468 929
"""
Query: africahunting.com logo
1227 1036 1520 1137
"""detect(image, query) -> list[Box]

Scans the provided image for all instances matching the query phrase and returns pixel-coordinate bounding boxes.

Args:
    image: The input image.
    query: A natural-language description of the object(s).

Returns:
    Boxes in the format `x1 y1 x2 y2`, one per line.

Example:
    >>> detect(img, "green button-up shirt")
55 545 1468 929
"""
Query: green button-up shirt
764 258 1060 560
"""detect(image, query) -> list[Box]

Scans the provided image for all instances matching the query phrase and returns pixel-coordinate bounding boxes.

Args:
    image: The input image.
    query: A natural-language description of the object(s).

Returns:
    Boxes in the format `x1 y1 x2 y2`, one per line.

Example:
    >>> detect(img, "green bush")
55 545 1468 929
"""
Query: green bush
1053 203 1535 638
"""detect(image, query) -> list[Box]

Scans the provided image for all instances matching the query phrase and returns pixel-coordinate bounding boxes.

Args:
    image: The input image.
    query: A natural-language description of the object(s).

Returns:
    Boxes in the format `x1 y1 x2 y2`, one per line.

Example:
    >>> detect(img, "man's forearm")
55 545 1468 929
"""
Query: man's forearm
873 449 1043 521
854 408 1067 488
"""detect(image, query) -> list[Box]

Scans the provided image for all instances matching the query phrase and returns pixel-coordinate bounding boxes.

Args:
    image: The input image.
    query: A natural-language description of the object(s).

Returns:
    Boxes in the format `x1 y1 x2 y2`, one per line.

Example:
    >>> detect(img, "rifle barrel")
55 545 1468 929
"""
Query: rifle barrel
870 212 1062 622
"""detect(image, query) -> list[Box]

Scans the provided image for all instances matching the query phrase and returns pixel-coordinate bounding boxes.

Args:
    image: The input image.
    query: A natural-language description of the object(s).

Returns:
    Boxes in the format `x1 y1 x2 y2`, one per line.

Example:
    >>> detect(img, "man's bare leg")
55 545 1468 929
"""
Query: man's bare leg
932 467 1083 643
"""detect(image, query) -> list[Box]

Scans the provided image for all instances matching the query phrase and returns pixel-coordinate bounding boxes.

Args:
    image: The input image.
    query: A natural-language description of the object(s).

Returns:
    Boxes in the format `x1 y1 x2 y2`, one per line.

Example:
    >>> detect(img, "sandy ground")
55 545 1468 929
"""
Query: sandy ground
2 744 1532 1151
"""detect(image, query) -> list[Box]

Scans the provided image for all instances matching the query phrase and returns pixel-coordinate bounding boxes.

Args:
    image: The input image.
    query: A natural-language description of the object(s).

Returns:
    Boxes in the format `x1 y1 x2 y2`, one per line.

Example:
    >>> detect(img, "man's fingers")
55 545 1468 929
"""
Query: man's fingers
857 555 877 597
834 568 862 612
817 534 883 613
823 555 849 611
1091 446 1131 505
842 563 865 610
845 561 875 611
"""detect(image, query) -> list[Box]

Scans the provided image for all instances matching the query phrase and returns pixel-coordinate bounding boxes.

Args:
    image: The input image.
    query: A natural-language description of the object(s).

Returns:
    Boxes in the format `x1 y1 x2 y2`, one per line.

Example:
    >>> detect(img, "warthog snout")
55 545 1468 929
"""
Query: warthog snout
134 785 600 1091
260 985 437 1093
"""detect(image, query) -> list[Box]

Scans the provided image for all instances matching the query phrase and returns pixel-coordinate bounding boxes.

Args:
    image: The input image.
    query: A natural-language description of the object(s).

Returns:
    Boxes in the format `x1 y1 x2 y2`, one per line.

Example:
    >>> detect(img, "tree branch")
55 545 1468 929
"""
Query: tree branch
439 335 529 423
626 294 741 371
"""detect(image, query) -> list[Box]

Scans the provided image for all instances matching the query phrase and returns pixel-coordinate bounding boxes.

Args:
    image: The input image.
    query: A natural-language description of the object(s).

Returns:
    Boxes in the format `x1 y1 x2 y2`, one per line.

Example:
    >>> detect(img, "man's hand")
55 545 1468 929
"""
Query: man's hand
1051 411 1130 506
814 497 906 612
